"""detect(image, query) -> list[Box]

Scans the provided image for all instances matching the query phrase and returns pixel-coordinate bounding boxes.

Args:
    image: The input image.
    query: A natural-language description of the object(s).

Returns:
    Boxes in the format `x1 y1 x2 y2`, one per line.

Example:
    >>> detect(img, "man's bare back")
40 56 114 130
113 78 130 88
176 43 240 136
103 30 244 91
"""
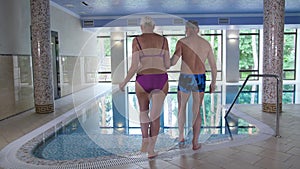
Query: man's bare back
174 35 215 74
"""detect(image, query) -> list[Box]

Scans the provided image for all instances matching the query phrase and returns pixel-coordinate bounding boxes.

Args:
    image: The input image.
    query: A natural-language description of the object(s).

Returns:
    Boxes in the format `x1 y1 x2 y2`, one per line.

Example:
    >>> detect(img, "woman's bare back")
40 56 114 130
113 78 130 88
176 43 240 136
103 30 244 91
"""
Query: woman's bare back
133 33 170 74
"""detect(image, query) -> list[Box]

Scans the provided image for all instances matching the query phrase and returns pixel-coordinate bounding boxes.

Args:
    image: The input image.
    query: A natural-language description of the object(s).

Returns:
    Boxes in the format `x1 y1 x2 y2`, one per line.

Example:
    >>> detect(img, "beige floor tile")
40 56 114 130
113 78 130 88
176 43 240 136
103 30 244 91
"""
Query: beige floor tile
259 149 292 162
190 150 217 159
200 152 234 168
228 149 263 165
0 135 8 150
287 147 300 156
169 154 207 169
0 125 23 142
255 157 291 169
219 159 262 169
233 144 265 155
284 155 300 168
136 159 182 169
211 147 241 156
191 162 222 169
254 137 295 153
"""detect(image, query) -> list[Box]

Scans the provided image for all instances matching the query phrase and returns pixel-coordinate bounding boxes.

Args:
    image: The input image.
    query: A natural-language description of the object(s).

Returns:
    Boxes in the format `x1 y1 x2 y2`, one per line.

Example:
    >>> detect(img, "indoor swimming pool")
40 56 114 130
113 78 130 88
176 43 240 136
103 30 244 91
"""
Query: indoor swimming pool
0 84 275 169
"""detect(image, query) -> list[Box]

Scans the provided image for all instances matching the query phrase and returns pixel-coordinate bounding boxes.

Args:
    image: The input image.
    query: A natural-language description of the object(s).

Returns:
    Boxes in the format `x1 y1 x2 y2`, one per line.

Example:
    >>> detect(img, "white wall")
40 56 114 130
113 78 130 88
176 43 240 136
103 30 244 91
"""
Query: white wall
0 0 98 56
0 0 31 54
50 6 98 57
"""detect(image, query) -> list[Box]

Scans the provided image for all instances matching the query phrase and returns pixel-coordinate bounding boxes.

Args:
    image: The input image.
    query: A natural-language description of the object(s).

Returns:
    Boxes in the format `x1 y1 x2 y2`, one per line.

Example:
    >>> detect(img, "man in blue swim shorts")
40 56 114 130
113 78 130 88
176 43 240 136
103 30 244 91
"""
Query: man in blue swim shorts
171 20 217 150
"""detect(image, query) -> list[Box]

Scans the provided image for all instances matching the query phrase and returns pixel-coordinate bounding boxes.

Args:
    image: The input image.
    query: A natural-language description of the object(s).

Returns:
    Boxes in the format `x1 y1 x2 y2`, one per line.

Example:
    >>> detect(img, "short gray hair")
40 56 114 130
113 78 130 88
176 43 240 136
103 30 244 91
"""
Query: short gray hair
140 16 155 26
186 20 198 29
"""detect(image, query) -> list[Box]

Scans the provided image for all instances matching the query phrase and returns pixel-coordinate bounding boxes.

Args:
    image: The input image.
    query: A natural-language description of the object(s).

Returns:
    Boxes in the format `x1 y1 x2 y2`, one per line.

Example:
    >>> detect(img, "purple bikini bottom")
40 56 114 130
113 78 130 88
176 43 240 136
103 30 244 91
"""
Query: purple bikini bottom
136 73 168 93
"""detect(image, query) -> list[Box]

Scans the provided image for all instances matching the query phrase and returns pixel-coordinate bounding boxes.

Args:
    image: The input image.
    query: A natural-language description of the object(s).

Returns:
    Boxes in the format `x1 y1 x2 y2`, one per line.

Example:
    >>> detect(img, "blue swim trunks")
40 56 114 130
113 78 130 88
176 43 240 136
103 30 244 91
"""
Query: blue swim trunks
178 74 206 93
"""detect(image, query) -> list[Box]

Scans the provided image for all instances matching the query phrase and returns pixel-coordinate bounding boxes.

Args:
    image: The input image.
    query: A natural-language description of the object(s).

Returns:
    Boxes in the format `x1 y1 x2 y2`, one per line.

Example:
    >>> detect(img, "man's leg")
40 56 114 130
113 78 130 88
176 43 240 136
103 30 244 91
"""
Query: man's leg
191 91 204 150
177 91 190 142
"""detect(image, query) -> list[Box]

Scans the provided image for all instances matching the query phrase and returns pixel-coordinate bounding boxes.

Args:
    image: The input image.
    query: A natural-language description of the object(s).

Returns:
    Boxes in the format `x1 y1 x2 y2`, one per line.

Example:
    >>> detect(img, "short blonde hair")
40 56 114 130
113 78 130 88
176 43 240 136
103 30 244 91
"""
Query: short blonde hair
140 16 155 26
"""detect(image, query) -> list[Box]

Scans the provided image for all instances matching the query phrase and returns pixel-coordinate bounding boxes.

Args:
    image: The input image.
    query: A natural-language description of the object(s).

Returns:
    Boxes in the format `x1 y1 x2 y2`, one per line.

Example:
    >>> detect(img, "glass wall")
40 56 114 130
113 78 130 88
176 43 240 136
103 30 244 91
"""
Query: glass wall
95 27 299 129
97 36 112 82
125 29 224 129
239 29 260 80
283 29 297 80
0 54 34 120
200 30 223 81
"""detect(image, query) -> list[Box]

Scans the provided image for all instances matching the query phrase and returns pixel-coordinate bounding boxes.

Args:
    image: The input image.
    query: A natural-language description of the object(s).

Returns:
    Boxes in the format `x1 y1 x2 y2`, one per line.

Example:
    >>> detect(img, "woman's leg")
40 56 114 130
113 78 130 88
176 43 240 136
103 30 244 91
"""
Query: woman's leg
191 92 204 150
147 82 168 158
135 82 150 152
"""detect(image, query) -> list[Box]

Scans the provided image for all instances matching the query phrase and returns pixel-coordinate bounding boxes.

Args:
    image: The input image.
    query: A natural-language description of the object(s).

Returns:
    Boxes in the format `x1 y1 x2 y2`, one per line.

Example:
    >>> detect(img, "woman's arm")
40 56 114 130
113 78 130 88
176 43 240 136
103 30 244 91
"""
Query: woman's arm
163 38 171 69
119 38 140 91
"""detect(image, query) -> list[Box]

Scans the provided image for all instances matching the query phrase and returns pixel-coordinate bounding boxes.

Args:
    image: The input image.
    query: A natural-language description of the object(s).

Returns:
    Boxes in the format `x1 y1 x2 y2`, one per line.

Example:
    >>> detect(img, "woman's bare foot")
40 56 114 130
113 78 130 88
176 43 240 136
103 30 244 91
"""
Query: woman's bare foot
192 143 202 150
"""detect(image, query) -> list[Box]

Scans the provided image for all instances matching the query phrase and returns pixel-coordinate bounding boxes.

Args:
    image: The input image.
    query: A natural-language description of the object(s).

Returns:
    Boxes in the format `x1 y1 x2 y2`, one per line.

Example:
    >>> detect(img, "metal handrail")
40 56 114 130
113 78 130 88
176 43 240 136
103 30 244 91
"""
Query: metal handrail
224 74 280 140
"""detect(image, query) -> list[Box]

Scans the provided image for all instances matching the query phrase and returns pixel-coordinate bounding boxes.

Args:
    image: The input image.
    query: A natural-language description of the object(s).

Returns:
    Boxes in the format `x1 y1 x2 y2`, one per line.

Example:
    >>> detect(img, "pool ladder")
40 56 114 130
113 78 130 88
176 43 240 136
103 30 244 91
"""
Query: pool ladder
224 74 281 140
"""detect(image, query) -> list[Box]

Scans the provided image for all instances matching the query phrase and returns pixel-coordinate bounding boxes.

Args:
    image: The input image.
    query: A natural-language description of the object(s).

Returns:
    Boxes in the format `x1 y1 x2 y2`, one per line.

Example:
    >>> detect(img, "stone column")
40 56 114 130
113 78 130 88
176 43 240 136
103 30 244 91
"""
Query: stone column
30 0 54 113
262 0 285 112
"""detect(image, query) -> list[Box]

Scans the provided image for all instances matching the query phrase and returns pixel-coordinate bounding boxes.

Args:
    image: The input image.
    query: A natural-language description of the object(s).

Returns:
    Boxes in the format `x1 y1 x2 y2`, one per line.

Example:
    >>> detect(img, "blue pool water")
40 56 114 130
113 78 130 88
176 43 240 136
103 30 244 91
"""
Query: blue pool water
30 84 259 161
32 115 256 160
33 119 114 160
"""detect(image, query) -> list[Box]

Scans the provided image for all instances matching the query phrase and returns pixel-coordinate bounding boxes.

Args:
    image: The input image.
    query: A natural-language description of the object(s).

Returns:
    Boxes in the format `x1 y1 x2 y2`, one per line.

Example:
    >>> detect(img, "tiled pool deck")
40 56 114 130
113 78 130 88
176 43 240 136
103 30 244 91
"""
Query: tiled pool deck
0 85 300 169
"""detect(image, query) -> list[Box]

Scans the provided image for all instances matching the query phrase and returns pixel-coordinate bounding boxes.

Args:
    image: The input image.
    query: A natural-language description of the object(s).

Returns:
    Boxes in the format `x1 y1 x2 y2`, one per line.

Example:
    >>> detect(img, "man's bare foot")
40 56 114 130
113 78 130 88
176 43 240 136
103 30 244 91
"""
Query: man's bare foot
148 151 158 159
178 136 185 143
175 137 185 143
192 143 202 150
140 140 149 152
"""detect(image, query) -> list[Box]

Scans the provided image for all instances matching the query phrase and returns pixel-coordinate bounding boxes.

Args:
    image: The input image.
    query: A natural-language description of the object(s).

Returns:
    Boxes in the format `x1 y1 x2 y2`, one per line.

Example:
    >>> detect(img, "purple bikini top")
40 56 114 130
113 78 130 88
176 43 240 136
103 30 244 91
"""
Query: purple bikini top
136 37 165 58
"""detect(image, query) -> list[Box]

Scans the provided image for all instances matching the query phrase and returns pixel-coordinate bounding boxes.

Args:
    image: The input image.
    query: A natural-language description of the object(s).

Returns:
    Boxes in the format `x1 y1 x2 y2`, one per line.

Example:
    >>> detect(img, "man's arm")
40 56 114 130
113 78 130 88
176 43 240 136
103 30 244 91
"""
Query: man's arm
207 48 217 93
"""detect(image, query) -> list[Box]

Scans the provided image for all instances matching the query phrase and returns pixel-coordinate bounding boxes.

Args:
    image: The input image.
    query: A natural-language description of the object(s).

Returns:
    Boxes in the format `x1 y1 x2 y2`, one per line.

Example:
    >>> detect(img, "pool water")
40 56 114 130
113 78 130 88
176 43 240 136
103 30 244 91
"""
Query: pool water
32 115 257 160
33 119 114 160
29 84 259 161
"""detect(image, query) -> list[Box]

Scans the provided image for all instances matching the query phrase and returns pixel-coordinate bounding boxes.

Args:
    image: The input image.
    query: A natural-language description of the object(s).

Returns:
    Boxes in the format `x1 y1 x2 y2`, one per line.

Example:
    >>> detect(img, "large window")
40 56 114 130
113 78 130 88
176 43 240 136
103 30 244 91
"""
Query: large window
283 29 297 80
125 29 223 128
239 29 260 80
238 85 259 104
97 36 112 82
97 27 299 131
282 84 296 104
200 30 223 81
164 32 185 82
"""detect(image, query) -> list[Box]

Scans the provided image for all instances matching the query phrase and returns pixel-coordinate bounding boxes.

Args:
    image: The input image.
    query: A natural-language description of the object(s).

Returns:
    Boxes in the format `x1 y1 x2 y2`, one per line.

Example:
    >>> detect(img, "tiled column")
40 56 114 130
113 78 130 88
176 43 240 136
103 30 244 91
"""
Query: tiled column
262 0 285 112
30 0 54 113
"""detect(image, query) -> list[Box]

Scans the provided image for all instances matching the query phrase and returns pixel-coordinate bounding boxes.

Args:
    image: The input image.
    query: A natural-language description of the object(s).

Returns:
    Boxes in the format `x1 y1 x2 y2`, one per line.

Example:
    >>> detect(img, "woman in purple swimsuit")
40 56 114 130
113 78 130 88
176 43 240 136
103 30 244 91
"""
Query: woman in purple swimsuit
119 16 170 158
